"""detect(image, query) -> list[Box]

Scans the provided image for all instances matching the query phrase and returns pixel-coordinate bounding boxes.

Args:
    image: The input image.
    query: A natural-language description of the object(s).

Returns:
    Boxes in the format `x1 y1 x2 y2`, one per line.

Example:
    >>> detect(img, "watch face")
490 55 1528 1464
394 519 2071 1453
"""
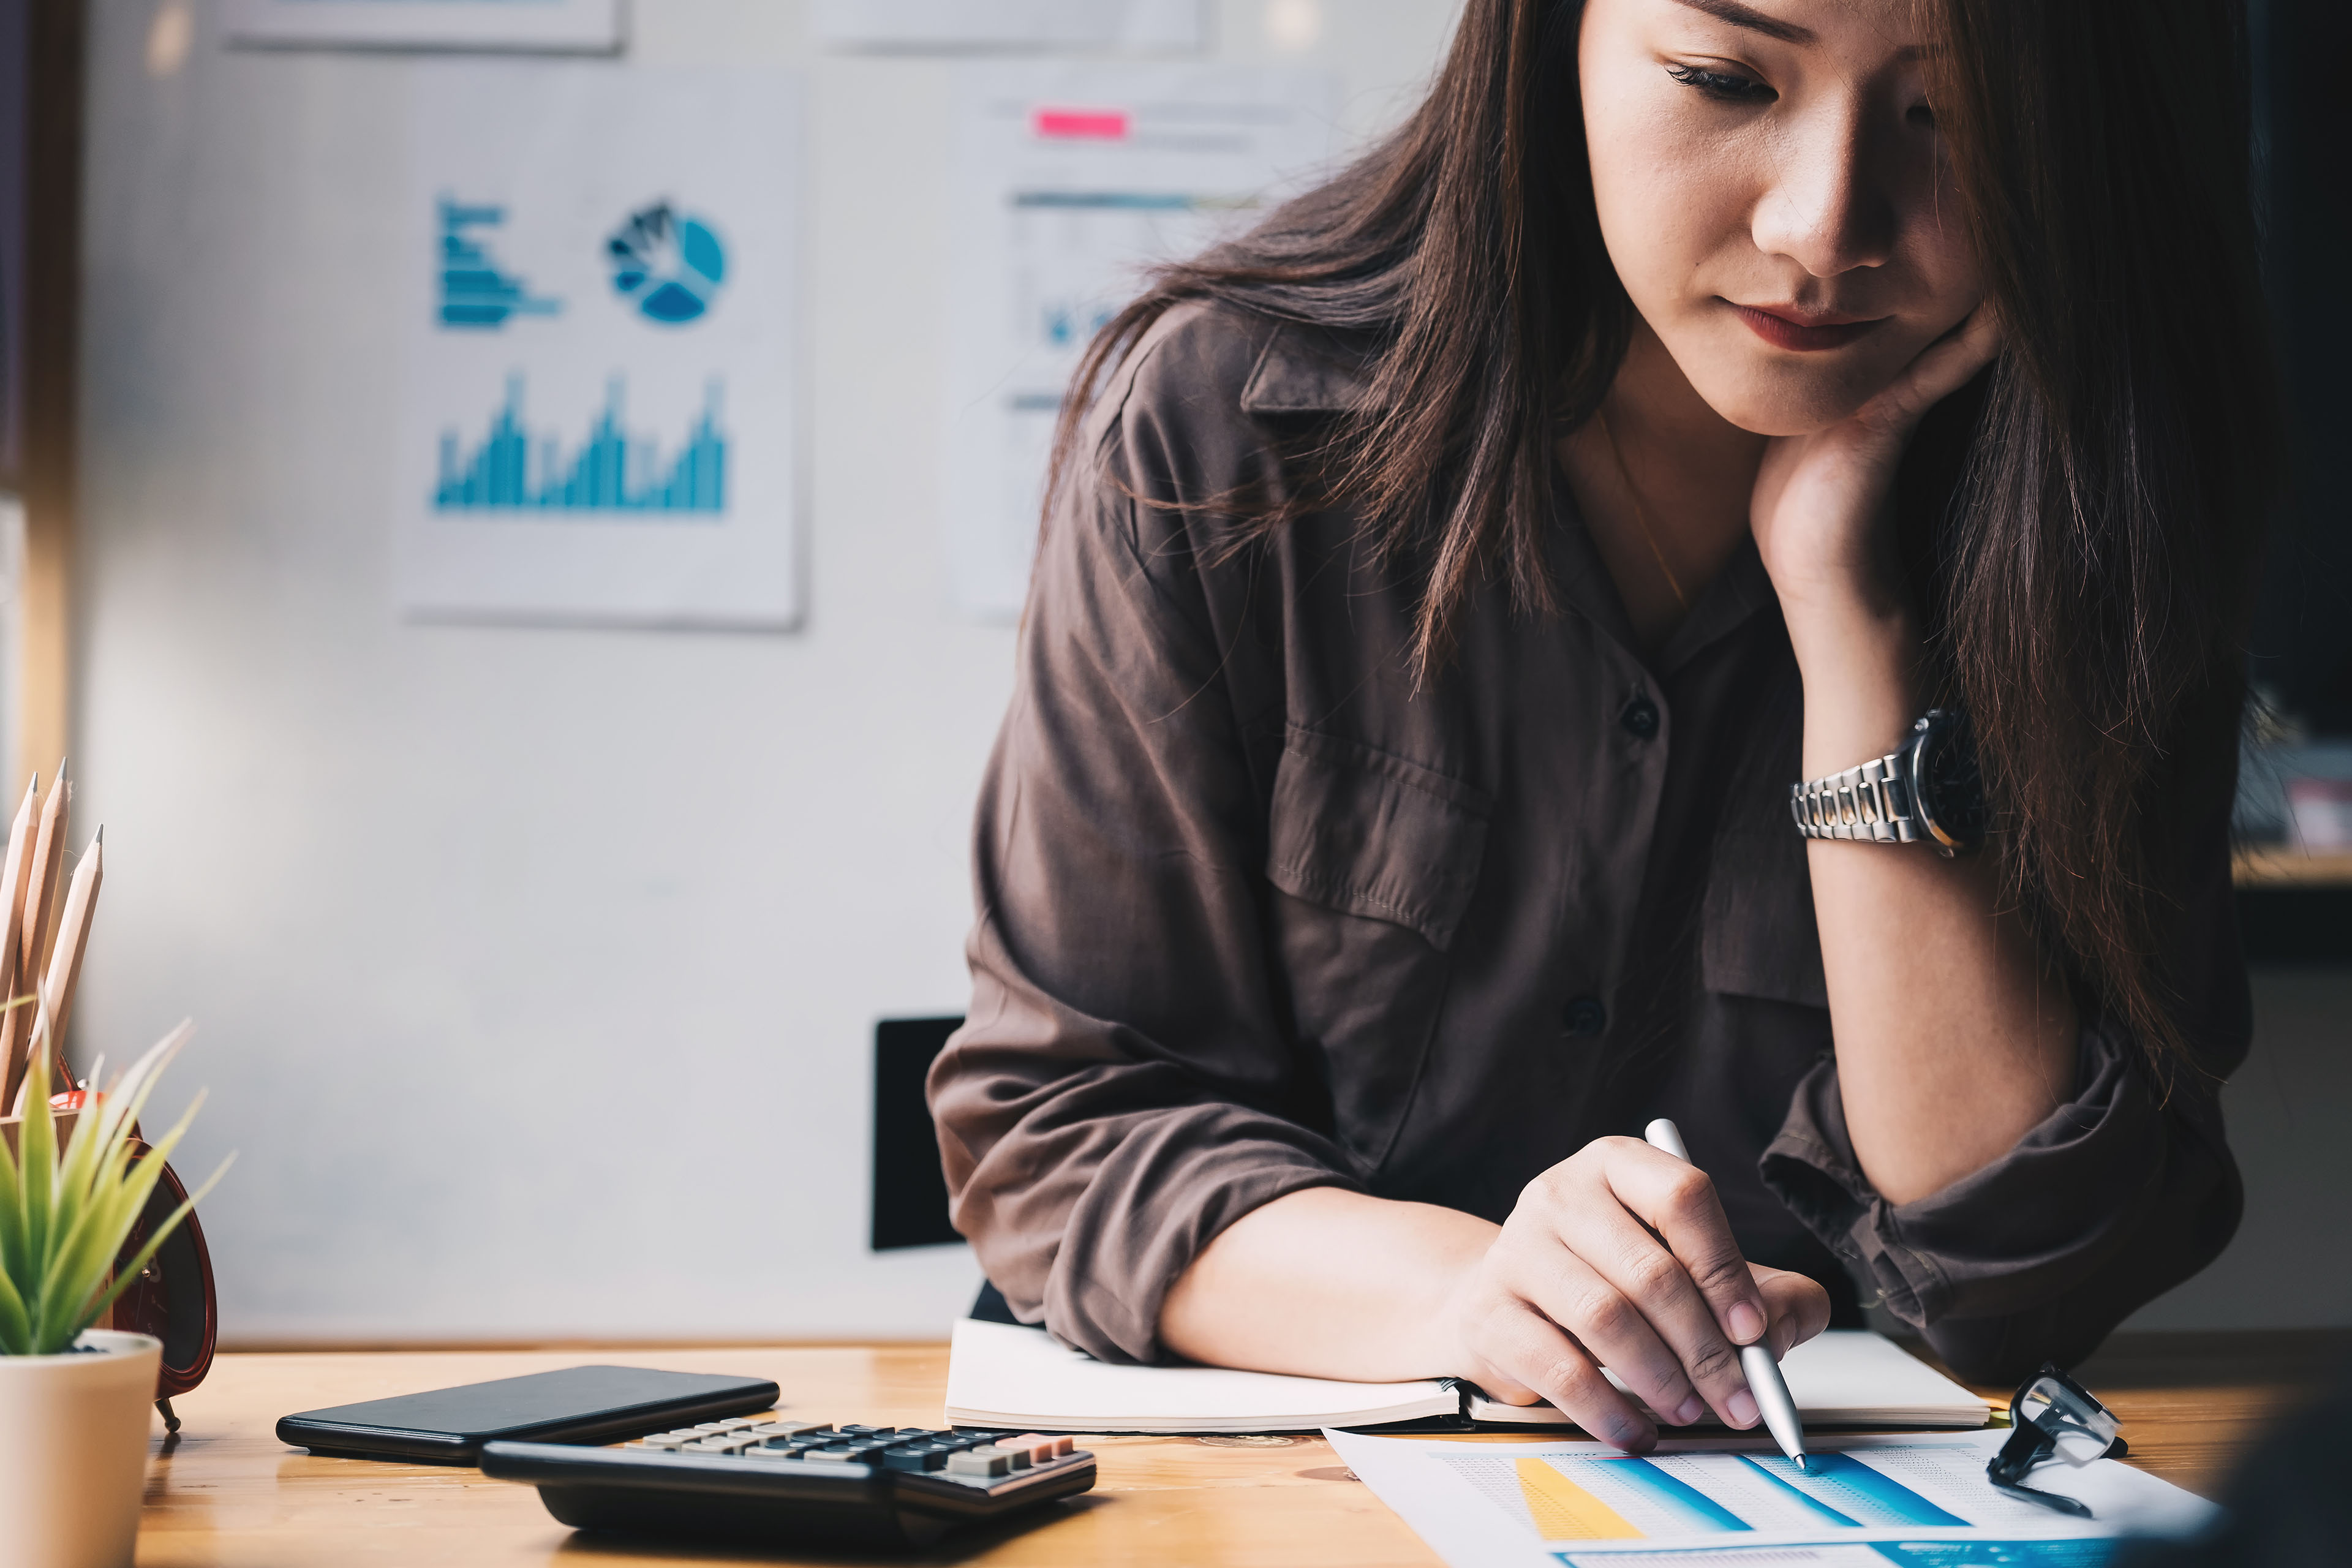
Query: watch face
1910 709 1987 853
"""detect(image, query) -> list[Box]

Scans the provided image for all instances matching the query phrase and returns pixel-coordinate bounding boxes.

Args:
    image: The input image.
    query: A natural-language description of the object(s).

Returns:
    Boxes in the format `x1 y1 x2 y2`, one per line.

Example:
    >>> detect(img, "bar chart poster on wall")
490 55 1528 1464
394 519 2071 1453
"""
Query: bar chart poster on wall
943 64 1336 619
396 64 801 628
225 0 622 51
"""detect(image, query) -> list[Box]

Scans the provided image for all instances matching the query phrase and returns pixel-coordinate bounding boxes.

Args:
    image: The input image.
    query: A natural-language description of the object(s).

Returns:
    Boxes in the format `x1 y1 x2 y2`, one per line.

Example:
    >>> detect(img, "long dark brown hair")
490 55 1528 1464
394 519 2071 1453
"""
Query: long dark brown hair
1046 0 2273 1069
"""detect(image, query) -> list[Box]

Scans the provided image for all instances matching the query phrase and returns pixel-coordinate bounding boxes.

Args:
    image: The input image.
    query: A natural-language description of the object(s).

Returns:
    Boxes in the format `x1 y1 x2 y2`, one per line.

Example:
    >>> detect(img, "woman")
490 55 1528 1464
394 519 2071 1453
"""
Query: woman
930 0 2270 1453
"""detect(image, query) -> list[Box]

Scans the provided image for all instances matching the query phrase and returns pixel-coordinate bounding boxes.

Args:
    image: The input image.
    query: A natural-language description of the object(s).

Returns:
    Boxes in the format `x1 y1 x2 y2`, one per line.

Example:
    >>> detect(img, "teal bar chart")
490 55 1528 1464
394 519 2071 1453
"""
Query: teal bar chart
436 199 562 330
432 375 726 516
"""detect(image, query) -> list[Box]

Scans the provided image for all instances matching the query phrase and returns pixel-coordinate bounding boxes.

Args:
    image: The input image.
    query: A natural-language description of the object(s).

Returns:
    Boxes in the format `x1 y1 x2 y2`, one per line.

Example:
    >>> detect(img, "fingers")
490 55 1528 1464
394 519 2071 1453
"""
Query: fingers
1872 298 2005 427
1600 1140 1771 1349
1504 1147 1765 1431
1753 1264 1836 1359
1495 1213 1715 1431
1470 1295 1657 1452
1455 1144 1835 1455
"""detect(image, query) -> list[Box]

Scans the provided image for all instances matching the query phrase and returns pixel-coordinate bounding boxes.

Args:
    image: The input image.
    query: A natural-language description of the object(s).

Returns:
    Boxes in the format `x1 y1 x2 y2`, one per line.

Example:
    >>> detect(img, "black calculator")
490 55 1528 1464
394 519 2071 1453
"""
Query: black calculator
480 1417 1098 1550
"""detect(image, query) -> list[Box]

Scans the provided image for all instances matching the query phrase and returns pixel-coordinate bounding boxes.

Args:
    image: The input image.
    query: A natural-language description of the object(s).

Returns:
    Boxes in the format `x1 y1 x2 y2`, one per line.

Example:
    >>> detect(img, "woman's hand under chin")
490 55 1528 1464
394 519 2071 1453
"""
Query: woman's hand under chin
1750 304 2005 625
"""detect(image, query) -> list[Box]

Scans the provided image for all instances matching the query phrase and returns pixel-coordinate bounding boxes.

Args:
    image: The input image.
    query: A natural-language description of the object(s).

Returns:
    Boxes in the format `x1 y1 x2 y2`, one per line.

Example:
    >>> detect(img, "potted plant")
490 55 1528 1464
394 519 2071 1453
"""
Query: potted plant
0 1025 228 1568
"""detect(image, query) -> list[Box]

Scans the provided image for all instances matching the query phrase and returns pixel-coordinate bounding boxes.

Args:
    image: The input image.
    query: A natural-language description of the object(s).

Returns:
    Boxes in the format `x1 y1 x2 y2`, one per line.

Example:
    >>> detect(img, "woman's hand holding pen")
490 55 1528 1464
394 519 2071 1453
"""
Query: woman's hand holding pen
1437 1137 1831 1453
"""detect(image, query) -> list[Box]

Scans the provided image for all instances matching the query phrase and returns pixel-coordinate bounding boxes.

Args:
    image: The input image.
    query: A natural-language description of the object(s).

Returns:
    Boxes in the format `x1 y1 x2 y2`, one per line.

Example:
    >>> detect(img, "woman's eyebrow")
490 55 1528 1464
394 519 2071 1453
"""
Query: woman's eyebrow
1666 0 1815 46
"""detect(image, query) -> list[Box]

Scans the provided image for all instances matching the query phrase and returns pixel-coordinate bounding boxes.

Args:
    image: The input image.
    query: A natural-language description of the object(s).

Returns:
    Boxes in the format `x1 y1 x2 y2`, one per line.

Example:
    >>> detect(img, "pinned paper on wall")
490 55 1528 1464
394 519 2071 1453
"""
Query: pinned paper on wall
225 0 624 51
395 64 800 629
813 0 1205 52
943 64 1338 619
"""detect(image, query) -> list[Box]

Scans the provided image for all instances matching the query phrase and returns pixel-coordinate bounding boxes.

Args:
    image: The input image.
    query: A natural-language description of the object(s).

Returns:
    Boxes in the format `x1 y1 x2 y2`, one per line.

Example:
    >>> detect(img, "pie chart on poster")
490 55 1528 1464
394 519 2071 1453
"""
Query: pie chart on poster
606 202 726 324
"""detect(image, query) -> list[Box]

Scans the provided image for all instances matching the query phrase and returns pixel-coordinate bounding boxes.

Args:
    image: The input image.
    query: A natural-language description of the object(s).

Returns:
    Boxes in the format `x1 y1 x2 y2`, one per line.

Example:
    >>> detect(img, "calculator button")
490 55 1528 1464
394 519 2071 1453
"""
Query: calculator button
881 1447 949 1473
944 1449 1012 1479
1005 1434 1070 1463
967 1443 1028 1470
752 1422 829 1439
807 1442 890 1464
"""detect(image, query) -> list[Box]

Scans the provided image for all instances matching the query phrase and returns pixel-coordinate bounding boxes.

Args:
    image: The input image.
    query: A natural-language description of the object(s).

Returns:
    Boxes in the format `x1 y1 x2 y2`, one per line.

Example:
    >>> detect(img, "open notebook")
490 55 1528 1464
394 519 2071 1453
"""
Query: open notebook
944 1318 1989 1436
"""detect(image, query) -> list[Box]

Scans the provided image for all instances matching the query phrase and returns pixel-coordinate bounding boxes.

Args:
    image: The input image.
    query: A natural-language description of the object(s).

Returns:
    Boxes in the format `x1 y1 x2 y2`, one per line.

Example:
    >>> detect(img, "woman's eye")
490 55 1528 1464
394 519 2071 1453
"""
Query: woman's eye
1906 102 1937 129
1664 63 1775 104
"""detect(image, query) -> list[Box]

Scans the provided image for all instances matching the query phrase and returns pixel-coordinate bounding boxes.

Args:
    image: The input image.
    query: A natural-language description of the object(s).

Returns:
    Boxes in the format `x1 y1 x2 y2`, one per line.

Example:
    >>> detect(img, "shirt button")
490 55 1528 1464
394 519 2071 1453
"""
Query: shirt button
1561 996 1608 1038
1619 696 1659 739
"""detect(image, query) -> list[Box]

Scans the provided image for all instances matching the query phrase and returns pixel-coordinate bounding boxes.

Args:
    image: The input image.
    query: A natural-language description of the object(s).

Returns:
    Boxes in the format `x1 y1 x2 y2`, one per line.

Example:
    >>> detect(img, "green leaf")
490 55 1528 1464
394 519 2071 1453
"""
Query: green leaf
34 1134 179 1351
1 1021 224 1355
92 1029 191 1157
0 1110 23 1295
18 1042 55 1295
73 1153 234 1340
0 1251 29 1354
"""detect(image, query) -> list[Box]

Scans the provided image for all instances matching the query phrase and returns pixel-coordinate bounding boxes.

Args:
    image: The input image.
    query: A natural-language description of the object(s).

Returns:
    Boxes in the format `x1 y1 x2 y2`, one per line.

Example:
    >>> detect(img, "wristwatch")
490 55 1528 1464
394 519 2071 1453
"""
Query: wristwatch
1789 708 1986 857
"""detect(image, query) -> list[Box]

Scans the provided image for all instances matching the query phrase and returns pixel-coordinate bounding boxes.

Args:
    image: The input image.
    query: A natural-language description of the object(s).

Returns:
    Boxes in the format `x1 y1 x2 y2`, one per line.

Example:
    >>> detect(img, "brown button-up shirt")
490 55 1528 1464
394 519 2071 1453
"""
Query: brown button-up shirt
929 302 2248 1385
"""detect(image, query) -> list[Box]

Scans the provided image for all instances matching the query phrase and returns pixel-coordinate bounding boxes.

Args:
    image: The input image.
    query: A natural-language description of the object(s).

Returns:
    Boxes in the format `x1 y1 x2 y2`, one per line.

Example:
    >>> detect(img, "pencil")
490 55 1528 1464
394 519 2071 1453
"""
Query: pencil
18 759 69 994
0 776 38 1113
2 764 67 1112
37 827 101 1070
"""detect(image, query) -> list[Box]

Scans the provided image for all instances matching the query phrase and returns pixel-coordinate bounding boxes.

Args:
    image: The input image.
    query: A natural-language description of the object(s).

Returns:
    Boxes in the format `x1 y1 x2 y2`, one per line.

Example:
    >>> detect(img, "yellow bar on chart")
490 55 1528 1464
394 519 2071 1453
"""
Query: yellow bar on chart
1515 1457 1643 1540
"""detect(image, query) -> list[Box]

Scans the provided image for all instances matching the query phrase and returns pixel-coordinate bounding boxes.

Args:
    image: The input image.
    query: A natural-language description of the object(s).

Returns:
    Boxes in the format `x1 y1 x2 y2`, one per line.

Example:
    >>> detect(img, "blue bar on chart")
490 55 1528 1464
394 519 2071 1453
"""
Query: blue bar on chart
432 375 728 518
1438 1450 1975 1543
1744 1453 1970 1528
437 198 562 329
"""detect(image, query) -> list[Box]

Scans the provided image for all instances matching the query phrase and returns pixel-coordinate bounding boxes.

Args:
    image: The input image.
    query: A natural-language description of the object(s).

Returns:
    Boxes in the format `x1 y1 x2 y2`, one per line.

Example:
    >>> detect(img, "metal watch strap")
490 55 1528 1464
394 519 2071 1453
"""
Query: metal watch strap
1790 750 1920 843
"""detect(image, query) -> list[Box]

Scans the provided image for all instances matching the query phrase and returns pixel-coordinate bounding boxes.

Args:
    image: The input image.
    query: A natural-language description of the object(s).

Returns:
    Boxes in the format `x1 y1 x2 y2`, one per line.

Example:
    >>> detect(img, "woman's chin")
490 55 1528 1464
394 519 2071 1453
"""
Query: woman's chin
1688 377 1879 440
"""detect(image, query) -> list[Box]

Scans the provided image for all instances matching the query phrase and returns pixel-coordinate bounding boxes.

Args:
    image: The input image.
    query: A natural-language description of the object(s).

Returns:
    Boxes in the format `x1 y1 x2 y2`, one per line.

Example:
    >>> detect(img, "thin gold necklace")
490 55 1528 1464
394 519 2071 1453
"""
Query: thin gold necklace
1596 407 1689 614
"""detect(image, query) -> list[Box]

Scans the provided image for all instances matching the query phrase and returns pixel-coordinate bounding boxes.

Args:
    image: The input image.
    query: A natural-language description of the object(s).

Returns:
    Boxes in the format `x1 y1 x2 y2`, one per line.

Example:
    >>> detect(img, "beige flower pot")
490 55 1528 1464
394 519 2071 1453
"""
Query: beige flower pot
0 1330 160 1568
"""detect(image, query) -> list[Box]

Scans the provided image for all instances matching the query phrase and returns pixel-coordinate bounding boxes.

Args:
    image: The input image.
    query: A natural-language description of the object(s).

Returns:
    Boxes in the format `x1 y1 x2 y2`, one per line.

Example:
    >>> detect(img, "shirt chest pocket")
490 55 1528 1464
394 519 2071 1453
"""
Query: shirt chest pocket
1701 824 1828 1010
1261 727 1490 1172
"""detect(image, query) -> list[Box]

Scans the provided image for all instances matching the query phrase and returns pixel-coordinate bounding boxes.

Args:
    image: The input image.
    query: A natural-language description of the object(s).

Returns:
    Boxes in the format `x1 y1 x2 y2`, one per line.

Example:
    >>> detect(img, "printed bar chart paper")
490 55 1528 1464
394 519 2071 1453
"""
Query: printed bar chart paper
813 1 1205 51
396 64 800 628
225 0 623 51
942 62 1336 619
1324 1430 2219 1568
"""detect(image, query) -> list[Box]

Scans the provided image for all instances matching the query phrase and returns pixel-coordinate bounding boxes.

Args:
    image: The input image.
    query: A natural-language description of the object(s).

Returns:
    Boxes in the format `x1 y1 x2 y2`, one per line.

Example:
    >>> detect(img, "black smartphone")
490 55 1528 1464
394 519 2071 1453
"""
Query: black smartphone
277 1365 780 1464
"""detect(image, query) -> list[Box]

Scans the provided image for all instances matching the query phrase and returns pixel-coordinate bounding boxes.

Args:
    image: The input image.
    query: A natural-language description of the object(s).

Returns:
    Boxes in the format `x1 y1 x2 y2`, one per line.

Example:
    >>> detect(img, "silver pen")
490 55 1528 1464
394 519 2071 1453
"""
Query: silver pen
1642 1117 1809 1471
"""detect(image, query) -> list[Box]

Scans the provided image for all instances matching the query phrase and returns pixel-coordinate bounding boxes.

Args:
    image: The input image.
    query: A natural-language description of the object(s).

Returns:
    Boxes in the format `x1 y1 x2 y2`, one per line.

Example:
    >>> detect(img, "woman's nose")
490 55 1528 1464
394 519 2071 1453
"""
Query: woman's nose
1749 100 1898 278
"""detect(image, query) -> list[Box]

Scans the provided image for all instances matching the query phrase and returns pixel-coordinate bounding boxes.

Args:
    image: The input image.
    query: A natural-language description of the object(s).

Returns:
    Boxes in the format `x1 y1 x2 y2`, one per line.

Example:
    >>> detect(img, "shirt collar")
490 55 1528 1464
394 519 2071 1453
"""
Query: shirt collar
1238 320 1373 415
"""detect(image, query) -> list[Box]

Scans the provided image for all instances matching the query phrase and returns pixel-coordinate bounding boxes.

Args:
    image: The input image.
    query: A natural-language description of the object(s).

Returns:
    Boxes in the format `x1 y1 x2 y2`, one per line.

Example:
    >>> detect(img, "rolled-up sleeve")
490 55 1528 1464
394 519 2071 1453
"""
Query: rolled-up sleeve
927 324 1357 1365
1760 734 2250 1384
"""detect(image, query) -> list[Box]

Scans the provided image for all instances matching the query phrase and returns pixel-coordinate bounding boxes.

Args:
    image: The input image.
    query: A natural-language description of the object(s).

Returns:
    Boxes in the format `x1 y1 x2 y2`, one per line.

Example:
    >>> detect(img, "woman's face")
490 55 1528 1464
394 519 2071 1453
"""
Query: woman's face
1578 0 1981 436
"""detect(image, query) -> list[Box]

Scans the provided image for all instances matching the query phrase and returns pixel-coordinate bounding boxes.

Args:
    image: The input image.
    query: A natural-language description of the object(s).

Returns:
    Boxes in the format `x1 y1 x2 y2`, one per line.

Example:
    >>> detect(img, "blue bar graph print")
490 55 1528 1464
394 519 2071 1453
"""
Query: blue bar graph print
433 376 728 518
1548 1458 1752 1534
438 198 562 329
1743 1453 1969 1527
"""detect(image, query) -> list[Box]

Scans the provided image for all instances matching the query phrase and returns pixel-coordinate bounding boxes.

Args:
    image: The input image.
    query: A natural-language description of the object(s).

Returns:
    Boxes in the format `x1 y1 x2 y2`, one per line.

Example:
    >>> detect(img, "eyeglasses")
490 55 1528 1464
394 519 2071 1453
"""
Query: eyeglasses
1985 1363 2125 1518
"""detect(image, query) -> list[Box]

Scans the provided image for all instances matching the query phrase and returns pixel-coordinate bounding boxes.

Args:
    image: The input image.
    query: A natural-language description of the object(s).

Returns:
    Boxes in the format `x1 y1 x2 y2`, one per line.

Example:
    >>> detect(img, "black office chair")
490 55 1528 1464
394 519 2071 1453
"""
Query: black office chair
870 1017 1023 1325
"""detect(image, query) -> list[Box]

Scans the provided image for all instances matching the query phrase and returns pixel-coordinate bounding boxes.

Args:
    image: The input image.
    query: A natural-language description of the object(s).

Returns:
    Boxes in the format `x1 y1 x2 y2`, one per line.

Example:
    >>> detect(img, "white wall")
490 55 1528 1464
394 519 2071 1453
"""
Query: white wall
70 0 1460 1344
70 0 2349 1348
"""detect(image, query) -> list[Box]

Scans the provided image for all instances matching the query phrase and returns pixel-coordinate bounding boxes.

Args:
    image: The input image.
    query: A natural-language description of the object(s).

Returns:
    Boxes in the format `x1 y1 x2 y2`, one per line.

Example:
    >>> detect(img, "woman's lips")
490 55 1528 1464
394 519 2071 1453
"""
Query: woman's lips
1729 302 1888 352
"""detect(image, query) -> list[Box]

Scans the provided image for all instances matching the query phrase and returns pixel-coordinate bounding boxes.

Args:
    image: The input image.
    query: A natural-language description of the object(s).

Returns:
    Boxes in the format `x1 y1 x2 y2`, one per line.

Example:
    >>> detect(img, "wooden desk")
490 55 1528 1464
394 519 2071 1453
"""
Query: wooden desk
137 1332 2341 1567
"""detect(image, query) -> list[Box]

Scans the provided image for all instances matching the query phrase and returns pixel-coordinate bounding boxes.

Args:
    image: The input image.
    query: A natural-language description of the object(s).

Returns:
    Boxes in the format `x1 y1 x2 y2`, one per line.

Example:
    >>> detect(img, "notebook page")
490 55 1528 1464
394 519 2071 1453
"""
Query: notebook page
944 1318 1460 1433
